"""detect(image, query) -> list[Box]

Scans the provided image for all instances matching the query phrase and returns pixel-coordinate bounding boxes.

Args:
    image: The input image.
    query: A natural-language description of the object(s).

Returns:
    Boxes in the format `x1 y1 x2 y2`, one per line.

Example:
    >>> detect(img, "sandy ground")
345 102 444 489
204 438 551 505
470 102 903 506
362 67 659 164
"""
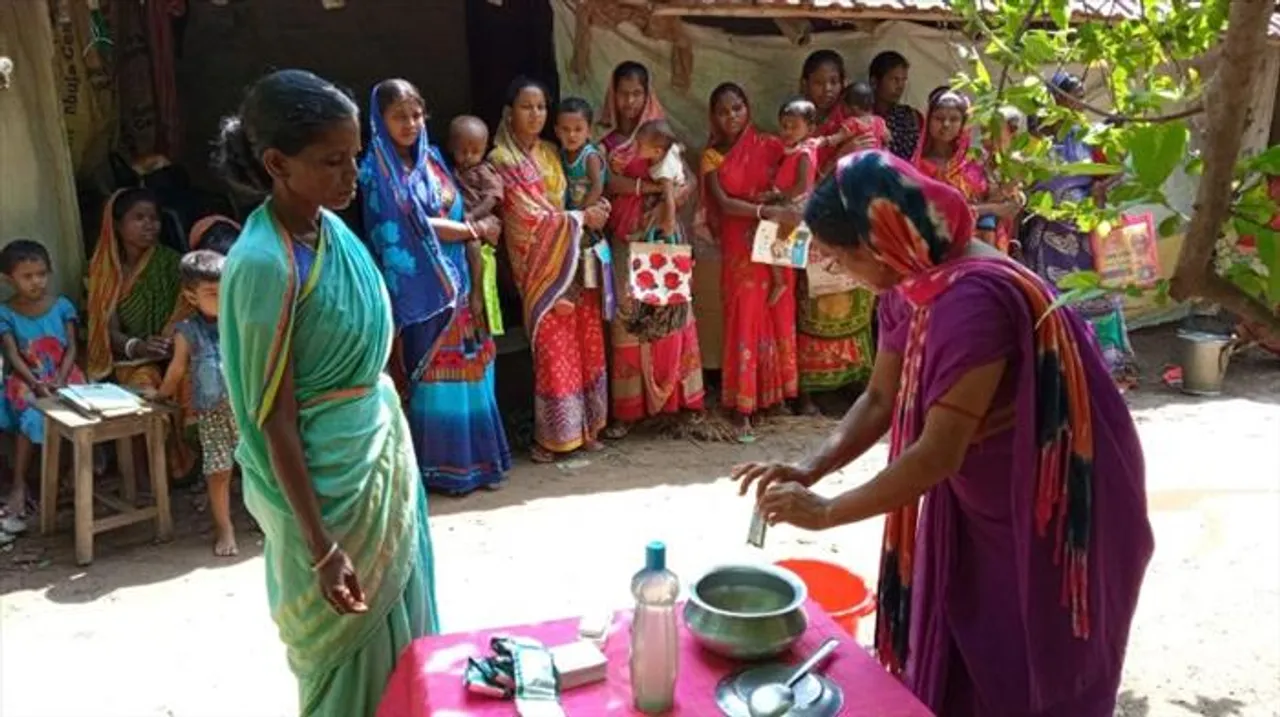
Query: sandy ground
0 328 1278 717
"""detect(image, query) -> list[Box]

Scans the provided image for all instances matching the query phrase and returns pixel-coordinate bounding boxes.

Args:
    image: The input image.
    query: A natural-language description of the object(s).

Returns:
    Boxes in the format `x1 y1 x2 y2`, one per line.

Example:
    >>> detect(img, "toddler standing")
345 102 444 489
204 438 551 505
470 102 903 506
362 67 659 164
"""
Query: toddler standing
449 115 504 336
0 240 85 543
153 250 238 556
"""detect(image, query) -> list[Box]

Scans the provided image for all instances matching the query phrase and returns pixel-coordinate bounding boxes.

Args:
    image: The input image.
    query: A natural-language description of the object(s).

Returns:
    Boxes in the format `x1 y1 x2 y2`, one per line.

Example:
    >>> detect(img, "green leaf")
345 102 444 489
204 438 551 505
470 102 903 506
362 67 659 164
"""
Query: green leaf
1038 287 1109 327
1048 0 1072 29
1225 263 1268 300
1056 270 1103 291
1158 214 1181 237
1153 278 1171 306
1248 144 1280 175
1255 227 1280 303
1129 123 1189 190
1056 161 1124 176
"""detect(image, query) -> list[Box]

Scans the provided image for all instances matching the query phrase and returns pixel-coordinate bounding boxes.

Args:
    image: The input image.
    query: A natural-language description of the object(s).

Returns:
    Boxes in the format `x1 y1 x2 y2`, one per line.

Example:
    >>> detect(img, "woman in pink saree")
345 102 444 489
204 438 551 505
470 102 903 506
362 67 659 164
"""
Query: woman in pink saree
599 61 705 437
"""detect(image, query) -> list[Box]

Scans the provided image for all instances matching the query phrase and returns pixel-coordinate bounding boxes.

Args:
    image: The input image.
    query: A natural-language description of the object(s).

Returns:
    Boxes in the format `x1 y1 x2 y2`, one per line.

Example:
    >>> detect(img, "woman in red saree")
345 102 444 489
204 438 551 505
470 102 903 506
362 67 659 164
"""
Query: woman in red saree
702 82 796 436
490 78 612 463
913 88 1021 253
599 61 705 437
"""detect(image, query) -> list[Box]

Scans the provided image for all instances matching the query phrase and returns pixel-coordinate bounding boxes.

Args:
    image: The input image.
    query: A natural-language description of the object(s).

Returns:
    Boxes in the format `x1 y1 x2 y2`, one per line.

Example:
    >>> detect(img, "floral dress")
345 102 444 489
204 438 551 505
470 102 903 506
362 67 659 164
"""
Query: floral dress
0 297 85 443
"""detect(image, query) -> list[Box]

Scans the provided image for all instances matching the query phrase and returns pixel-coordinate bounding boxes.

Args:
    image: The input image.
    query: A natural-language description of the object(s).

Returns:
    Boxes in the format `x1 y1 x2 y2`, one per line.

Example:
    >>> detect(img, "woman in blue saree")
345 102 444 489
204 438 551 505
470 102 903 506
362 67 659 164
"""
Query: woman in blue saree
359 79 511 495
213 69 440 717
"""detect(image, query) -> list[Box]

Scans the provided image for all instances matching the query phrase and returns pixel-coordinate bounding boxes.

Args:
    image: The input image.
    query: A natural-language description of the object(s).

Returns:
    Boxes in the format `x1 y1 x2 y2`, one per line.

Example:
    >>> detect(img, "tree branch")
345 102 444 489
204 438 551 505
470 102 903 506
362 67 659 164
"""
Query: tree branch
1170 0 1276 338
995 0 1045 97
1040 77 1205 124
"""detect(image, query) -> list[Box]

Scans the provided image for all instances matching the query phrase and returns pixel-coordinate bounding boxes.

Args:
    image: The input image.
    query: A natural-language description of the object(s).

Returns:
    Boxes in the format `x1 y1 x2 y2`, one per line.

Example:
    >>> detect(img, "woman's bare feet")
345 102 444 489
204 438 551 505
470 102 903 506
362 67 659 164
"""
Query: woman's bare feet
732 413 756 443
583 439 606 453
798 394 821 416
602 422 631 440
213 525 239 557
531 445 556 464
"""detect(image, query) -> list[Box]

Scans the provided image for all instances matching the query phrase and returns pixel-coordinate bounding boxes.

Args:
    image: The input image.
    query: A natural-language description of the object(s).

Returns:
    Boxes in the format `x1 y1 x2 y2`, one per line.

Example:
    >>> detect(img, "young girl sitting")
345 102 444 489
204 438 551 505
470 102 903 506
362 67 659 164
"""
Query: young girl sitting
0 240 86 542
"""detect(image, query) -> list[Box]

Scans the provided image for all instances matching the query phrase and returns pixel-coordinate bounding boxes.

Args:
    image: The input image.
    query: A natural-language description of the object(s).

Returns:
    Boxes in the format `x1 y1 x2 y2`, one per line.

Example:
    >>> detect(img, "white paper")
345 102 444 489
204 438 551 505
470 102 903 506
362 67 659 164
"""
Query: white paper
805 244 862 297
751 220 811 269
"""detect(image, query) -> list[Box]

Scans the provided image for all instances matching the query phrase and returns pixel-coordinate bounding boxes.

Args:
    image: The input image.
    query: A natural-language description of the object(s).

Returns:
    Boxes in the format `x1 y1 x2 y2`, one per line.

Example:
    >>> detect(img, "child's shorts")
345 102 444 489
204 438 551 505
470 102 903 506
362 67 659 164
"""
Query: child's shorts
196 404 239 477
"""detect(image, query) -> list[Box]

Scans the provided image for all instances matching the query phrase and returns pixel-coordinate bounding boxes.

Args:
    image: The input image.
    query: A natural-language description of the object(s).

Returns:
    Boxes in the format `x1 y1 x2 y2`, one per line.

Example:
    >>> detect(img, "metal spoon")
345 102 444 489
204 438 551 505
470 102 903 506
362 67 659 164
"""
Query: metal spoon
746 637 839 717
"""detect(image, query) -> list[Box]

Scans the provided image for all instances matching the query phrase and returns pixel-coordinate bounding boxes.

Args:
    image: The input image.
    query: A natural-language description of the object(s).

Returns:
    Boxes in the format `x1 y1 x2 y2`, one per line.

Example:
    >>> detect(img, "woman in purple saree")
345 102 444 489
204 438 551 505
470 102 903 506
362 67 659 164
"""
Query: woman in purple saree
733 151 1153 716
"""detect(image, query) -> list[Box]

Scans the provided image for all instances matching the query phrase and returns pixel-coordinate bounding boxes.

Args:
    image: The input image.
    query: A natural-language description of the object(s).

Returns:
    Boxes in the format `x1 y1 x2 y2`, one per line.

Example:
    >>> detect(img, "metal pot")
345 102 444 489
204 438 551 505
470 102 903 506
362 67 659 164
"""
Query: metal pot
1177 330 1243 396
683 563 809 661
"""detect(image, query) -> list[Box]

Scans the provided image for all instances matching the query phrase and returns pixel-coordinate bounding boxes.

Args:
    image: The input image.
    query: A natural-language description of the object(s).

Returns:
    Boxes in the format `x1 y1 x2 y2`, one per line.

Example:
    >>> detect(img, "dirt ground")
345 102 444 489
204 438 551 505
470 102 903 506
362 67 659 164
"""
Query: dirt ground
0 327 1278 717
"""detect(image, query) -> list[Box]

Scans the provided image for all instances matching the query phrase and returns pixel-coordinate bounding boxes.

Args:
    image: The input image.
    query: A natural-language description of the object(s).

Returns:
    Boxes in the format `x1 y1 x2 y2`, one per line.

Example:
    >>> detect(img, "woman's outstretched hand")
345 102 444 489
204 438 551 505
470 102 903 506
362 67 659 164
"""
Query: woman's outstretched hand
732 462 814 500
758 481 833 531
317 547 368 615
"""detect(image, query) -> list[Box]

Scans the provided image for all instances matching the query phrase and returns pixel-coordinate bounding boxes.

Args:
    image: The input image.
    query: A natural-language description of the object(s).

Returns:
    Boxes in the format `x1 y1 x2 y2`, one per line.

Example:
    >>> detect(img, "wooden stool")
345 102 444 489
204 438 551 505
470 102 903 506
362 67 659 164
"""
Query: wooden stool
35 398 174 565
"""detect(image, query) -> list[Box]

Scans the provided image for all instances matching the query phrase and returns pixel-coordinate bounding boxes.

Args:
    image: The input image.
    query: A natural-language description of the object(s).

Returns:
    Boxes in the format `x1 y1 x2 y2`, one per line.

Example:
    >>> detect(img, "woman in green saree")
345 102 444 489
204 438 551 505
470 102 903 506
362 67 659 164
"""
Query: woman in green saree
213 69 441 717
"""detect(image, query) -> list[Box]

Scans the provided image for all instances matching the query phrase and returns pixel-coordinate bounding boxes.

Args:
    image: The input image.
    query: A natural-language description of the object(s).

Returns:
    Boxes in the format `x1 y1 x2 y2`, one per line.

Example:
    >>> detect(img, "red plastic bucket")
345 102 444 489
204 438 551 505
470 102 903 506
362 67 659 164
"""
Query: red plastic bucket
775 558 875 636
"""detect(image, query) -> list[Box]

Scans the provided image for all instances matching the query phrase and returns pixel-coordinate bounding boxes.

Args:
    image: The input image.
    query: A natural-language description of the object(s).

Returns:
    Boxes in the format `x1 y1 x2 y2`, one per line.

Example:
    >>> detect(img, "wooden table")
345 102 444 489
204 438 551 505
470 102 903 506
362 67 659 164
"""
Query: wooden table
35 397 173 565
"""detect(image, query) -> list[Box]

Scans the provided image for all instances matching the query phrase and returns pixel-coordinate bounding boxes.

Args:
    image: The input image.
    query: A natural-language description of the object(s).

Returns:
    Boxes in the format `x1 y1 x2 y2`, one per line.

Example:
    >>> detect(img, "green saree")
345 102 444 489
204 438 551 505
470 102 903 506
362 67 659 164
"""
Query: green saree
219 203 438 717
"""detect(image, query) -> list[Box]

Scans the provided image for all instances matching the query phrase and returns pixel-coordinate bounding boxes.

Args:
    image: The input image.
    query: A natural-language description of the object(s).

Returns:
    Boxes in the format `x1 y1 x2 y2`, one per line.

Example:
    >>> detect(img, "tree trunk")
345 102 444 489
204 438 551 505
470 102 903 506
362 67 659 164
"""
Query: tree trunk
1169 0 1280 339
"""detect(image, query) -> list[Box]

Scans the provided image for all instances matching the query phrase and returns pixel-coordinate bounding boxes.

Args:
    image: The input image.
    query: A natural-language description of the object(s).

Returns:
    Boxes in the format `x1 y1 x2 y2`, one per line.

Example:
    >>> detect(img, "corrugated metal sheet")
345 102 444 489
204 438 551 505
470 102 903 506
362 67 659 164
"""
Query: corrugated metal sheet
650 0 1280 35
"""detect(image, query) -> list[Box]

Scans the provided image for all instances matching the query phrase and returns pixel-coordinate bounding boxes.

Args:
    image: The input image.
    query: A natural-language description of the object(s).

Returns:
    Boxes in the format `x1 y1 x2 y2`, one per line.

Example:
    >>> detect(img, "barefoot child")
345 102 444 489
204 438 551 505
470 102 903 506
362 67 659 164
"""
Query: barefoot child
448 115 504 337
0 240 85 543
768 99 818 415
153 250 238 556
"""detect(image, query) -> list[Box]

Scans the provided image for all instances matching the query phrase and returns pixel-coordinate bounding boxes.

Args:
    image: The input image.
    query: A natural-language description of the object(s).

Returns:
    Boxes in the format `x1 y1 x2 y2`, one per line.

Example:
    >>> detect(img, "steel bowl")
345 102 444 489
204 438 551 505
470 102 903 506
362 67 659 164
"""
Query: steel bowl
683 563 809 661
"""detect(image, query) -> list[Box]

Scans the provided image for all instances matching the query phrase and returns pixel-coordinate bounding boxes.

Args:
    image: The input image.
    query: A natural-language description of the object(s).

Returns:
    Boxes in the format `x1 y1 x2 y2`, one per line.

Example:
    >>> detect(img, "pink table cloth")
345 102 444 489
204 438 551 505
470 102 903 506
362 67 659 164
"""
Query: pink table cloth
376 602 932 716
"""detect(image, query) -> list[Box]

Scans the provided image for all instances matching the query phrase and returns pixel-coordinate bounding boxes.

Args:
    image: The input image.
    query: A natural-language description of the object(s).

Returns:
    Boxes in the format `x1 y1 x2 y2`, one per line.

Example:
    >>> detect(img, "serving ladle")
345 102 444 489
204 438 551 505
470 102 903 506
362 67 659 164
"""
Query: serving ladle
746 637 839 717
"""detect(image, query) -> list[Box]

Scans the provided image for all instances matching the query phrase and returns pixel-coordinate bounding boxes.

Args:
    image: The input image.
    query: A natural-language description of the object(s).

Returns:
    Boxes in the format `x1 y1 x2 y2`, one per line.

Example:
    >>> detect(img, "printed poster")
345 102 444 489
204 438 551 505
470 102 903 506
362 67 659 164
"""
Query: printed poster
1090 213 1161 289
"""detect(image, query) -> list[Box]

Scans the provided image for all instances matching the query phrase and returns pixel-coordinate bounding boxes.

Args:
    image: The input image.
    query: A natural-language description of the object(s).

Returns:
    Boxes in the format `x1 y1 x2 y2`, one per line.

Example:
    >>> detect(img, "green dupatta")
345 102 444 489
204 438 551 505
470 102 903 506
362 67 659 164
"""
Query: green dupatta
219 203 436 678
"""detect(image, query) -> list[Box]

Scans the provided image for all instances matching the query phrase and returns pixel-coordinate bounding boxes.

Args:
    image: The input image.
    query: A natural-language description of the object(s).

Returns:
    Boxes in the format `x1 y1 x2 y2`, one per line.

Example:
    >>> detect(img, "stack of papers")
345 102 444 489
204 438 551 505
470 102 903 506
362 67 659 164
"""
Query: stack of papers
57 384 144 418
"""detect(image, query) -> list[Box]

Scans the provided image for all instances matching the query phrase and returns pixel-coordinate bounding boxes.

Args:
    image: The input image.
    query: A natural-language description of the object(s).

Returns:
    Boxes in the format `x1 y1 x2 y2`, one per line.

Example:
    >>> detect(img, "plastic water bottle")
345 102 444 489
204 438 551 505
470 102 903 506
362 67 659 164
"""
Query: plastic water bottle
629 541 679 714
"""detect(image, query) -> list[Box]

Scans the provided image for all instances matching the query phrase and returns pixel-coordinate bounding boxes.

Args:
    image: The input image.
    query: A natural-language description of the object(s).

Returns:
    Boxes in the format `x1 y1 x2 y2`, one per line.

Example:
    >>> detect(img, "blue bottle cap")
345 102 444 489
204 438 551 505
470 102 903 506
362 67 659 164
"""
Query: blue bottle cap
645 541 666 572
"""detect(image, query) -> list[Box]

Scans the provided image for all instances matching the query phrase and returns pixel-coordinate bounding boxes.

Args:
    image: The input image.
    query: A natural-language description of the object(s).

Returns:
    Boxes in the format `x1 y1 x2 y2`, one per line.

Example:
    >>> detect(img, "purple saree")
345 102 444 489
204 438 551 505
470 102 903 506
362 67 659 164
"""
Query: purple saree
878 274 1153 716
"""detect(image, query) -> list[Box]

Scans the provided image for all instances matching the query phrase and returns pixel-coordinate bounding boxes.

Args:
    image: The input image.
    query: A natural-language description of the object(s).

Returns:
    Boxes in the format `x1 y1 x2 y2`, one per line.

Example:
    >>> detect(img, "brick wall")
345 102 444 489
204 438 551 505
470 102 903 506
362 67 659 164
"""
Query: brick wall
174 0 471 188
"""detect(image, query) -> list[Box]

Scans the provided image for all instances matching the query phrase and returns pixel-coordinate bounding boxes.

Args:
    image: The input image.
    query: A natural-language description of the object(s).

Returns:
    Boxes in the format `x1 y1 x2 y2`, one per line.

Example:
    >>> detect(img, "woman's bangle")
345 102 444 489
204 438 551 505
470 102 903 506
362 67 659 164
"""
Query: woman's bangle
311 542 340 572
756 204 765 220
466 221 479 240
124 338 140 359
635 178 642 195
